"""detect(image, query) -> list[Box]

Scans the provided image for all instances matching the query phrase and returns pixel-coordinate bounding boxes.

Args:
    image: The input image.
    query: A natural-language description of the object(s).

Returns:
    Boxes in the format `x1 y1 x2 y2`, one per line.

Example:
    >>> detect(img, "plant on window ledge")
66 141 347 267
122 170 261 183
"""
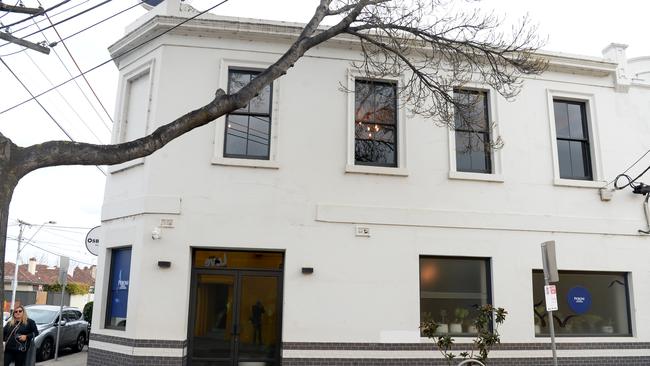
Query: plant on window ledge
421 304 507 365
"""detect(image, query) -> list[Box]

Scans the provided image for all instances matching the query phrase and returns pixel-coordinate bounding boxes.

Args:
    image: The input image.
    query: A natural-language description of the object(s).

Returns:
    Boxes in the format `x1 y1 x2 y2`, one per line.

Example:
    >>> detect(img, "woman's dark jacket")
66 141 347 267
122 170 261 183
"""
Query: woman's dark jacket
3 319 39 352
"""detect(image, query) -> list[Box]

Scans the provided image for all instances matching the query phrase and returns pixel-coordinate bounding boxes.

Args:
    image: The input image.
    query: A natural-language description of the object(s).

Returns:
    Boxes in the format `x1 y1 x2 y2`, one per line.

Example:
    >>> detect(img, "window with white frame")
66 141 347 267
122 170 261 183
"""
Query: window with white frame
223 69 273 160
354 79 398 167
420 256 491 337
552 100 592 180
121 70 151 143
453 89 492 174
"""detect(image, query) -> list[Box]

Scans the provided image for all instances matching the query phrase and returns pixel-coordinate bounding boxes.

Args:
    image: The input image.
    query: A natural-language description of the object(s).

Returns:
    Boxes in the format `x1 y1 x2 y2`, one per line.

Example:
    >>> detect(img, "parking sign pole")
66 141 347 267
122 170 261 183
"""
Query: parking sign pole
541 242 559 366
54 256 69 361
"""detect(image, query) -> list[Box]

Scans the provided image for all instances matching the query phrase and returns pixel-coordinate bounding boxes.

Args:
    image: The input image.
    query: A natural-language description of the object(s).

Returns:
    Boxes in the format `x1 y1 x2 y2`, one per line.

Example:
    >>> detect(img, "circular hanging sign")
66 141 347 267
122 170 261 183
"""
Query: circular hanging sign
567 286 592 314
85 226 101 256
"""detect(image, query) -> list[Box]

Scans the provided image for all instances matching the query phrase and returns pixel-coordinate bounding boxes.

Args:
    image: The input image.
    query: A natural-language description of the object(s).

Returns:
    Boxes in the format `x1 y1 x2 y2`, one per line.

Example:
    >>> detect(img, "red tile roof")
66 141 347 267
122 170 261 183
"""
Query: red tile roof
3 262 91 286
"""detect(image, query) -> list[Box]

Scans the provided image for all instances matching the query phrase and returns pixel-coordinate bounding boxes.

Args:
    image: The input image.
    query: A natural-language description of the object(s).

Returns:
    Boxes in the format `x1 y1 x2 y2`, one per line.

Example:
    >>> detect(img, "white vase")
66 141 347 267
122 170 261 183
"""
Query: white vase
467 325 478 334
450 323 463 333
535 325 541 334
601 325 614 334
437 324 449 333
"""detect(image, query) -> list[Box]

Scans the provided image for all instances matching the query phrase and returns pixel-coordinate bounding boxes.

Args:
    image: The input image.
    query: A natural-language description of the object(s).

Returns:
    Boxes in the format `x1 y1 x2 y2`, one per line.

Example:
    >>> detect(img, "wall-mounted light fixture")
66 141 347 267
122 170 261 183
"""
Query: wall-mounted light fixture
301 267 314 274
157 261 171 268
151 227 162 240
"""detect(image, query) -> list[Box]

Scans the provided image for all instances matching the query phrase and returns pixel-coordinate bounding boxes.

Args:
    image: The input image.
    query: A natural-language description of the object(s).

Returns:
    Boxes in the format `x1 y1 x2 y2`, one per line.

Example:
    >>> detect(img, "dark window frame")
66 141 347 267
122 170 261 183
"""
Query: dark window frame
104 246 132 331
223 68 273 160
453 89 493 174
532 269 632 337
354 78 399 168
419 255 493 337
553 99 593 180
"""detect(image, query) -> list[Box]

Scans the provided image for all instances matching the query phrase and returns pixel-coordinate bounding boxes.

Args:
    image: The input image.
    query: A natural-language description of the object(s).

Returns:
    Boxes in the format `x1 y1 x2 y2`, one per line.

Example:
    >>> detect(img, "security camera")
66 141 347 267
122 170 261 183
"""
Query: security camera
151 227 162 240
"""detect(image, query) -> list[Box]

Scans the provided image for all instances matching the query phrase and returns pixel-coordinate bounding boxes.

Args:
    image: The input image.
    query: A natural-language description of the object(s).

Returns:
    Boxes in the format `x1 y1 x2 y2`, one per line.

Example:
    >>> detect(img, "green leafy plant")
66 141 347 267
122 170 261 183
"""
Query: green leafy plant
421 304 507 365
454 307 470 324
43 282 90 295
83 301 93 326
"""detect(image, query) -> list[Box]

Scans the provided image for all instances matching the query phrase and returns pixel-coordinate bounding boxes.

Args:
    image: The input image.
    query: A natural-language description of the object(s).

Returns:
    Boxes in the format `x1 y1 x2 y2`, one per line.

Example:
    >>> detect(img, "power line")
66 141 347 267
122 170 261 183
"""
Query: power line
0 0 21 20
0 45 26 56
0 0 231 116
0 0 69 30
7 236 96 265
0 0 89 40
24 49 105 143
605 147 650 188
8 0 111 42
32 17 112 132
45 12 115 125
0 57 107 176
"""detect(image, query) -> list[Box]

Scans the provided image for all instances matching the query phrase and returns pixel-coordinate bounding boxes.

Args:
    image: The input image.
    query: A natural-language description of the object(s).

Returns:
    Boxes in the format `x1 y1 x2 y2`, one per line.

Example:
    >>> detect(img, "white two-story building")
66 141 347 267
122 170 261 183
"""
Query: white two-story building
89 2 650 365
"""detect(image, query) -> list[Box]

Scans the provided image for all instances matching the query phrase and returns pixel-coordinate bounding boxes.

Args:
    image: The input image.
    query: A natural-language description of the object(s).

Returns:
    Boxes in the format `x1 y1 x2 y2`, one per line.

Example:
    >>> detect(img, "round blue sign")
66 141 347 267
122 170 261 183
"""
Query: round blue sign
567 286 592 314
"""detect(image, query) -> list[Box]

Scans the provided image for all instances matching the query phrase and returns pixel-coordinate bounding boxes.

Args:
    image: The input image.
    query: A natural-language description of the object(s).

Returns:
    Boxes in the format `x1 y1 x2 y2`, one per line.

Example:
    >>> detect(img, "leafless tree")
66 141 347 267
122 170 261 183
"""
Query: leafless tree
0 1 546 355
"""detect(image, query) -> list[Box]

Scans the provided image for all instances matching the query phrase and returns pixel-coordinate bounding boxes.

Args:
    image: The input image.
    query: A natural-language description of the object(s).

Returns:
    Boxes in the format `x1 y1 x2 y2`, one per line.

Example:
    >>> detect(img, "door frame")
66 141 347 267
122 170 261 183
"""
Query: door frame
187 249 284 366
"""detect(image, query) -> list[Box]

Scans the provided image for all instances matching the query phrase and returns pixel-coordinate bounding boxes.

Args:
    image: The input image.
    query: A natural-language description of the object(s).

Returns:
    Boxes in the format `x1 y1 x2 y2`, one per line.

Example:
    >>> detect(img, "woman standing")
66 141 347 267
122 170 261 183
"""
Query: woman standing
3 305 39 366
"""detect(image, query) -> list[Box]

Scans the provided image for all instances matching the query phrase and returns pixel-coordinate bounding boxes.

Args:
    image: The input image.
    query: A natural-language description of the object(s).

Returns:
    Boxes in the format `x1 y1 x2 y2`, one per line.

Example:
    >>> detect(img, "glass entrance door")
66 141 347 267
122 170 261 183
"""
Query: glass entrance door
189 251 283 366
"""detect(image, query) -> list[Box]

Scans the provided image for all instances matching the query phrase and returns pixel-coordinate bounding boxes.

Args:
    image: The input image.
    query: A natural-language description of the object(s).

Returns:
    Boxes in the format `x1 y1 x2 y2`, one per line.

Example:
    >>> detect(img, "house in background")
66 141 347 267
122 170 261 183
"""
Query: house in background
3 258 96 310
90 1 650 365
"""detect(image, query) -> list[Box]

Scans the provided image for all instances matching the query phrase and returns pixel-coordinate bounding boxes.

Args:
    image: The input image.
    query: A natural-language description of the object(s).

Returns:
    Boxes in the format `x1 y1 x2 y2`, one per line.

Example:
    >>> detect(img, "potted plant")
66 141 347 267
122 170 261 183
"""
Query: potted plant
534 316 541 335
601 318 614 334
451 307 469 333
437 309 449 334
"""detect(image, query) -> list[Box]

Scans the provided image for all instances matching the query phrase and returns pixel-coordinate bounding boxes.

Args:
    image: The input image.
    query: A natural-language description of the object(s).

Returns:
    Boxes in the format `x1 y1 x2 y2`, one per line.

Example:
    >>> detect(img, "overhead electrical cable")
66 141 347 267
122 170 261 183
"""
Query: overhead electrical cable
0 0 89 43
0 0 21 20
45 12 115 125
10 0 110 41
32 17 112 132
605 147 650 189
0 57 107 176
0 0 231 116
0 46 26 56
24 50 105 143
56 0 144 44
0 0 70 30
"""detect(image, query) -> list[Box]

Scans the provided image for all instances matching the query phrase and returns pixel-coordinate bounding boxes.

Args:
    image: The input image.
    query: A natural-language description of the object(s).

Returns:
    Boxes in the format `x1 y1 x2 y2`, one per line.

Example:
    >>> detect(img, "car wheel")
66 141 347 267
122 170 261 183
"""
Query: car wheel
74 333 86 352
38 338 54 361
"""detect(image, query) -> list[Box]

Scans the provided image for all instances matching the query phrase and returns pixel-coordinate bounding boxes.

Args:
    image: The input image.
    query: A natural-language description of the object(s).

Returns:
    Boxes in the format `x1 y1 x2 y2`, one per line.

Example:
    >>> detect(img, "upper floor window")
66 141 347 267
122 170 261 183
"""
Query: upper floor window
354 79 398 167
453 89 492 174
224 69 272 160
553 100 592 180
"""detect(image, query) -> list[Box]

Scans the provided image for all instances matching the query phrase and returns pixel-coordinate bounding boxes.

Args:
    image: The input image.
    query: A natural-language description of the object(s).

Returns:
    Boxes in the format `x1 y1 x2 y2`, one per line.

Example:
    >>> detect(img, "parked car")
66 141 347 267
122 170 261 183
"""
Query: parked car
24 305 89 361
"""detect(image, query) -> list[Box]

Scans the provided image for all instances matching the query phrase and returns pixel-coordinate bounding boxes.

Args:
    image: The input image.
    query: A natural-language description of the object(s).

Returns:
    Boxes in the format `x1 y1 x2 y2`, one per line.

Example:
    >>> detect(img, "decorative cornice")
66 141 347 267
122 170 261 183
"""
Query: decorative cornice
108 15 618 78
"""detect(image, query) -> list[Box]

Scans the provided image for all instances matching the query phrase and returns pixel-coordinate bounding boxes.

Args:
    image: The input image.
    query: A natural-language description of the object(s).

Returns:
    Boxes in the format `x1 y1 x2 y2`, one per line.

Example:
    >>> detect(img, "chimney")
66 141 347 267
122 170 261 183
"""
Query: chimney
91 265 96 280
602 43 631 93
28 258 37 275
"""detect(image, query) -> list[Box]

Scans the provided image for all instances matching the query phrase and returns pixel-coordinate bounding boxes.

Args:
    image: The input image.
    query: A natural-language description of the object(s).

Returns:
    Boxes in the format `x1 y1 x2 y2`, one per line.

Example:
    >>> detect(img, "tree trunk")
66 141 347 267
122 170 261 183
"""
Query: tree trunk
0 163 17 364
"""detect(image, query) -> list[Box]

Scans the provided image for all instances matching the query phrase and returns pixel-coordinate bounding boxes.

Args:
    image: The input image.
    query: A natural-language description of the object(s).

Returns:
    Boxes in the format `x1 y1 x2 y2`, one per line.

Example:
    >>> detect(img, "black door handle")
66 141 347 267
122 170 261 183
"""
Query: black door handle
232 324 239 336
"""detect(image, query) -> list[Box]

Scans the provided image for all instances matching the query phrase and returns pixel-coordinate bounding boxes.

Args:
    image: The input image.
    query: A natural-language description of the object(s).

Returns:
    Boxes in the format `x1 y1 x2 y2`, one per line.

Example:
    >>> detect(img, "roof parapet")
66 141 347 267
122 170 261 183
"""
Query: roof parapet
602 43 631 93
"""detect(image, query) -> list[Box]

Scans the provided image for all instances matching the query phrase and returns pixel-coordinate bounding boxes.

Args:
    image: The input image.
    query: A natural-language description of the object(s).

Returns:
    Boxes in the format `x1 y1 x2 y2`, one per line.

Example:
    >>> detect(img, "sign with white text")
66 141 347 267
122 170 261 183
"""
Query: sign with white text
545 285 559 311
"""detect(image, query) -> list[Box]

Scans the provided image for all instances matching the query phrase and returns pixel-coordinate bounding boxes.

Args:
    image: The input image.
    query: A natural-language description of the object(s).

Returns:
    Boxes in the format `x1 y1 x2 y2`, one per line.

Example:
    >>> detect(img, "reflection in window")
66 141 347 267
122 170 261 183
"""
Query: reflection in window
532 271 631 337
553 100 592 180
224 69 272 160
420 257 491 337
354 80 397 167
454 89 492 173
105 247 131 330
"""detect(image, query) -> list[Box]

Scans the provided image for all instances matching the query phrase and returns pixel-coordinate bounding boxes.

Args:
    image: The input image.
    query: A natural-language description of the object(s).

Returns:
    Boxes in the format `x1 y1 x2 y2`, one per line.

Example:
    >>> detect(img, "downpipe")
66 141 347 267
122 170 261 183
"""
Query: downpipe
639 194 650 234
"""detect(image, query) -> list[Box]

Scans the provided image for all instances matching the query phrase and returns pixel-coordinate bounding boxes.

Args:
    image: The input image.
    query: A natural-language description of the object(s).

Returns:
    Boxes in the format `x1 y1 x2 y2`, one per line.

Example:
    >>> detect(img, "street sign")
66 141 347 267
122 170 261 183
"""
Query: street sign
541 241 559 283
544 285 559 311
58 256 69 285
85 226 101 256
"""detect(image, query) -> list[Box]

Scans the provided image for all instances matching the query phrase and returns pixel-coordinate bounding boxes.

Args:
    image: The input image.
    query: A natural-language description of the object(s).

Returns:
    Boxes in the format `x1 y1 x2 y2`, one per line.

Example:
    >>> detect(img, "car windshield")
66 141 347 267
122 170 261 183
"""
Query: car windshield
26 308 58 325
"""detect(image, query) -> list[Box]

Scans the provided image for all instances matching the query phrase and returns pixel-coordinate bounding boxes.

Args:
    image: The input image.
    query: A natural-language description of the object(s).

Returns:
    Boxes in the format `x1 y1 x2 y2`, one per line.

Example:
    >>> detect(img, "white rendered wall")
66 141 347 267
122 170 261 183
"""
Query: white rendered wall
95 24 650 347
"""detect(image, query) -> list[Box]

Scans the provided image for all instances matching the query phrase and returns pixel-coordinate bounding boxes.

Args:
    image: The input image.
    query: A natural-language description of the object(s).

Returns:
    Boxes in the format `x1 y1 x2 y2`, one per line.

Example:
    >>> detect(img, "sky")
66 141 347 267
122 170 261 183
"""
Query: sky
1 0 649 269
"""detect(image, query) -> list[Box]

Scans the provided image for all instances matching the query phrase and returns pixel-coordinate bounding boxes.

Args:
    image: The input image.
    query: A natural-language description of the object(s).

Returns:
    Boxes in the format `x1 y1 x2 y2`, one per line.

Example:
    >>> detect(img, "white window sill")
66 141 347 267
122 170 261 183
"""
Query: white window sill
345 164 409 176
212 157 279 169
554 178 606 189
449 171 504 183
109 158 145 174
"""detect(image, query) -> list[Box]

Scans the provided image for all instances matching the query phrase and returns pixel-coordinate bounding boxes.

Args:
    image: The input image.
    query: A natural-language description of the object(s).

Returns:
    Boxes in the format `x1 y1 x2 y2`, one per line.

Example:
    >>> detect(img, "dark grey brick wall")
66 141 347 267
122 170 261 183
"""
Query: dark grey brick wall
283 341 650 351
87 348 186 366
283 357 650 365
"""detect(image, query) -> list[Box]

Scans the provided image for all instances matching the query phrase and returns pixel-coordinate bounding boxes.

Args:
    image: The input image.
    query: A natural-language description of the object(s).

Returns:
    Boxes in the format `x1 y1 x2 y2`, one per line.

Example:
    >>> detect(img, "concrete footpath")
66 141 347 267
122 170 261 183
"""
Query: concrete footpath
36 348 87 366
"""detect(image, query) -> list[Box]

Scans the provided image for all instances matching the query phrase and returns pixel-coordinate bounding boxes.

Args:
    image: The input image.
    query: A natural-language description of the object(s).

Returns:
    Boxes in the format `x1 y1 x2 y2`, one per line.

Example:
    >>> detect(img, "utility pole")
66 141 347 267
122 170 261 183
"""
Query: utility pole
10 220 26 313
0 1 50 54
10 219 55 312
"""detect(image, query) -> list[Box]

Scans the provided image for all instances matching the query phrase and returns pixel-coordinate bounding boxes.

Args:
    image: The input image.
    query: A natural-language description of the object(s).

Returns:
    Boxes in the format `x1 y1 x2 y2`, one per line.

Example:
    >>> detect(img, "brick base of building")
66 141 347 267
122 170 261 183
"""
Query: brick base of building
88 336 650 366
